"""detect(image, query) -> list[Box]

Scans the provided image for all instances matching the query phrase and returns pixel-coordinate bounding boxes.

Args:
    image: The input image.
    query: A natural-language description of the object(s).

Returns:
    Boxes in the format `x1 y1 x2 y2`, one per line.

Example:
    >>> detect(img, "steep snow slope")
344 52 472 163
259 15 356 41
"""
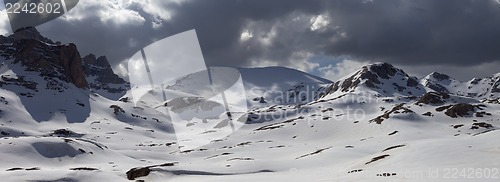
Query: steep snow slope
162 66 333 109
239 66 332 108
2 59 499 181
2 70 500 182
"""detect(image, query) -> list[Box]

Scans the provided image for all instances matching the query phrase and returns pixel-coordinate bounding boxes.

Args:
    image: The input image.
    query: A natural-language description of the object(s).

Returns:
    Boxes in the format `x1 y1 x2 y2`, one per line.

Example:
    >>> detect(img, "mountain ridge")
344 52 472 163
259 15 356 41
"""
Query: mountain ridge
316 62 500 101
2 27 499 107
1 27 128 98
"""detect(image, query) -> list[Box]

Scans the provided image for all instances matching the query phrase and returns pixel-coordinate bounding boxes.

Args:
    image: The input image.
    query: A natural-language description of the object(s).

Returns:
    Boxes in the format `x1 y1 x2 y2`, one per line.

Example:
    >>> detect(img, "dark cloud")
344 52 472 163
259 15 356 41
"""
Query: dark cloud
36 0 323 68
27 0 500 79
325 0 500 66
160 0 325 68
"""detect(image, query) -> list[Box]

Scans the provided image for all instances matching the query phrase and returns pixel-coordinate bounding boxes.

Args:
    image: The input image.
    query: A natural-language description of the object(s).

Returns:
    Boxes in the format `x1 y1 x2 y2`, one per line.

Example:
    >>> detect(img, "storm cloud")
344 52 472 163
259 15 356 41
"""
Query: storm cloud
1 0 500 80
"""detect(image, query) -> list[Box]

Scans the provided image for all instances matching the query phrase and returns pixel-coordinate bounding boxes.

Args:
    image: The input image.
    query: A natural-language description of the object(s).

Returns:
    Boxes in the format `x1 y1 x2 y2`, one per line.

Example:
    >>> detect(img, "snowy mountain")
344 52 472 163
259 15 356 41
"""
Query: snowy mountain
0 28 499 181
319 62 426 98
82 54 128 100
422 72 500 100
235 66 331 108
318 62 500 102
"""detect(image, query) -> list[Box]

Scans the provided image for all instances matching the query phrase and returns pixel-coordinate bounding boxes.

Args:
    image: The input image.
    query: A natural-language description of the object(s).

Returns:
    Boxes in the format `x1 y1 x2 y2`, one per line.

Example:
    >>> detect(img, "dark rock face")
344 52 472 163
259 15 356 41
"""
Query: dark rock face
416 92 450 105
430 72 451 81
82 54 127 94
407 77 419 87
422 112 433 116
339 64 390 92
258 97 267 103
423 72 454 94
444 103 476 118
109 105 125 115
0 76 38 91
359 69 381 89
492 80 500 93
317 81 340 98
425 82 449 93
83 54 125 84
341 72 363 92
126 167 151 180
3 27 88 88
58 44 88 88
11 27 54 44
370 103 414 124
126 162 176 180
338 64 392 92
337 63 423 94
2 27 128 91
369 63 398 79
471 122 493 129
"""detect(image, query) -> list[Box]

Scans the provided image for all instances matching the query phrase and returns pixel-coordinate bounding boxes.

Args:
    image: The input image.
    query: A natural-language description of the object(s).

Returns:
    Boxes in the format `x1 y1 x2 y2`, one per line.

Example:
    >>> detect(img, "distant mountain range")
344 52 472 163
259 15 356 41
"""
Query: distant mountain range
0 27 499 181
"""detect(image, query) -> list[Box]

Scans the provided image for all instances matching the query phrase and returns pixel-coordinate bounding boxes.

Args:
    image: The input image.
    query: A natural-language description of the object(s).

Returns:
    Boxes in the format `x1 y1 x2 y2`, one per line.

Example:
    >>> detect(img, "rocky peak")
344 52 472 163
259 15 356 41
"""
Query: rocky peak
10 27 54 44
319 63 498 100
83 54 125 84
427 72 452 81
324 62 425 97
469 78 482 85
82 54 127 99
83 54 112 69
365 62 402 79
421 72 457 94
1 27 88 88
491 73 500 93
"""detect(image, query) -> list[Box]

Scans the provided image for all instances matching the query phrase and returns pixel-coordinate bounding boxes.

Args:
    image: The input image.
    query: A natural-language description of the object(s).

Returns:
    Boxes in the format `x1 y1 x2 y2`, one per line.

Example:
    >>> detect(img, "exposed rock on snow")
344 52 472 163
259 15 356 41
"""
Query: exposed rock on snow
416 92 450 105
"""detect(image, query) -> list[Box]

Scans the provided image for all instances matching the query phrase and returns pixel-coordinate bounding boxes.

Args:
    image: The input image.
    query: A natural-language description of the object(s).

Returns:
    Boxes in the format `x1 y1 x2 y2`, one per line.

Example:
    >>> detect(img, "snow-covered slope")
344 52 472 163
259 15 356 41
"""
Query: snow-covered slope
238 67 332 108
0 28 499 181
160 66 332 109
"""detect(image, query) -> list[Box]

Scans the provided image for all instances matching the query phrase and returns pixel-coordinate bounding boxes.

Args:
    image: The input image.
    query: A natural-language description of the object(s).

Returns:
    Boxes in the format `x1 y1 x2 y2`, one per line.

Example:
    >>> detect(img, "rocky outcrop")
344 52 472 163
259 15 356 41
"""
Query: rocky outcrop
492 79 500 93
369 62 398 79
370 103 414 124
444 103 476 118
126 162 177 180
83 54 128 96
436 103 486 118
83 54 126 85
0 26 131 100
416 92 450 105
3 27 88 88
11 27 54 44
422 72 453 93
428 72 451 81
406 77 419 87
126 167 151 180
58 44 88 88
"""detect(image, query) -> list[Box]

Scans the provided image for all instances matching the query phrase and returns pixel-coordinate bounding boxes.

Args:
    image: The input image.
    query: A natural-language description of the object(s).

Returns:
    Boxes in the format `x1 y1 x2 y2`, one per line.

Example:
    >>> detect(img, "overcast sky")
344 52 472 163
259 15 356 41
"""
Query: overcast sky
1 0 500 81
